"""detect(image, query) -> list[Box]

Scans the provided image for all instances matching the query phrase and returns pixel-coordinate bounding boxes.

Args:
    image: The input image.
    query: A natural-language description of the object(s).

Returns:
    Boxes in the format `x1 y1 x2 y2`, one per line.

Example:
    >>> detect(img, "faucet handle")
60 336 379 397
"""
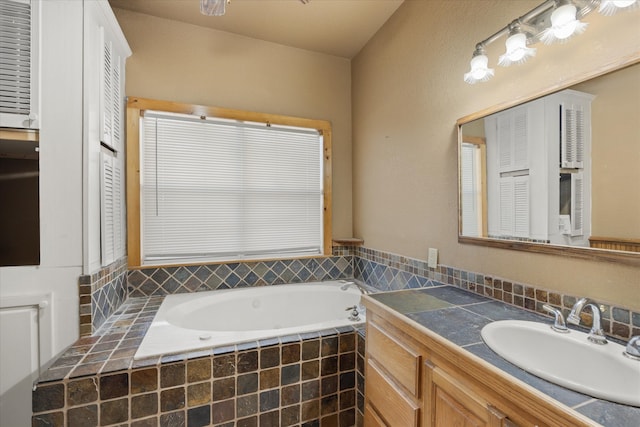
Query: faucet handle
542 304 569 333
624 336 640 360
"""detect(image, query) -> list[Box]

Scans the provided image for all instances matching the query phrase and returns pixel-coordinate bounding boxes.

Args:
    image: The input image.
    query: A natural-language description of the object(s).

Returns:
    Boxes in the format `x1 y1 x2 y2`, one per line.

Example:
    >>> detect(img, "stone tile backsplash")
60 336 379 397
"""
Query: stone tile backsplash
345 245 640 341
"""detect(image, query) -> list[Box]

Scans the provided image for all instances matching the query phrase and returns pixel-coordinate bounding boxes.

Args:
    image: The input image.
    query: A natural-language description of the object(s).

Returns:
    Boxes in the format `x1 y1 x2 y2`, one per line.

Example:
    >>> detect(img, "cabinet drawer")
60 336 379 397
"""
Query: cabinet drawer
363 403 387 427
366 359 419 427
367 321 421 396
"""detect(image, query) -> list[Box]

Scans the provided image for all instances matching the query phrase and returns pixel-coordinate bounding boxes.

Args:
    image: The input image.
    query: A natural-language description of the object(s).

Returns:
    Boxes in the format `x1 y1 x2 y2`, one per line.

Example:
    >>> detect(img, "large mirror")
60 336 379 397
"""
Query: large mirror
458 61 640 264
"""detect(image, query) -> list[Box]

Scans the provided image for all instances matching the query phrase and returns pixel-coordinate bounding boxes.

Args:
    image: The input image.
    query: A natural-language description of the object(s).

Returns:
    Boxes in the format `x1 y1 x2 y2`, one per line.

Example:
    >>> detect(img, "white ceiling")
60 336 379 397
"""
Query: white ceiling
108 0 404 58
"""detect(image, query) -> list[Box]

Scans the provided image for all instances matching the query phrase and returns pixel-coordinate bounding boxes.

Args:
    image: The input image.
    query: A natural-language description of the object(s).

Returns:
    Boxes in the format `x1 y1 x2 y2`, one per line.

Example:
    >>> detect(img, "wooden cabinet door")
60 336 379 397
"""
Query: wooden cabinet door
424 361 516 427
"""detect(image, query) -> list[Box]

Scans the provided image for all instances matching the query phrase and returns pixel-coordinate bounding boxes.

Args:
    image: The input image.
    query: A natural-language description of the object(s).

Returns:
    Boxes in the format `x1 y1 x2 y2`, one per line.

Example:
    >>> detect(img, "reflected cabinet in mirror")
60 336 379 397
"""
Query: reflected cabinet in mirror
458 62 640 264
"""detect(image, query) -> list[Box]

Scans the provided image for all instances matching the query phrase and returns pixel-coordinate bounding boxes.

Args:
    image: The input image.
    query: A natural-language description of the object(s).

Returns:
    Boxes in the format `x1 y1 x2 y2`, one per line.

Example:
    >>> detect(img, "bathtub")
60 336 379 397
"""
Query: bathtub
134 280 366 359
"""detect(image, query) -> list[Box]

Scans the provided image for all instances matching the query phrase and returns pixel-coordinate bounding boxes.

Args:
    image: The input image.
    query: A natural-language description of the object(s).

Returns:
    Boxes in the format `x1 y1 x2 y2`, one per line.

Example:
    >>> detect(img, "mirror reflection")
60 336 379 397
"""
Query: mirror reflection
459 62 640 253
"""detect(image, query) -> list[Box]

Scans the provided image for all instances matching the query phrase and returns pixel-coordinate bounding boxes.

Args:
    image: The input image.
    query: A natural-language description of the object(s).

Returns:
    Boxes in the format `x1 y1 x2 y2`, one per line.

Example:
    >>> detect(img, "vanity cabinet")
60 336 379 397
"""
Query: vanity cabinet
363 297 594 427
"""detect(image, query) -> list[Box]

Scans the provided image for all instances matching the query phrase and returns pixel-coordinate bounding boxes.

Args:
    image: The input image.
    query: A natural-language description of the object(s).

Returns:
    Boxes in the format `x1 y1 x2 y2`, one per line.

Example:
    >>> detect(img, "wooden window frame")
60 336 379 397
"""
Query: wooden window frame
126 97 332 268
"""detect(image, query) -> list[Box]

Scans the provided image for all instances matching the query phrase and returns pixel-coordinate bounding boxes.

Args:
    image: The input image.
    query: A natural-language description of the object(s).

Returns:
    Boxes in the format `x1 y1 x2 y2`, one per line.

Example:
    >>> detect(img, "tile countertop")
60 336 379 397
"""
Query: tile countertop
367 285 640 427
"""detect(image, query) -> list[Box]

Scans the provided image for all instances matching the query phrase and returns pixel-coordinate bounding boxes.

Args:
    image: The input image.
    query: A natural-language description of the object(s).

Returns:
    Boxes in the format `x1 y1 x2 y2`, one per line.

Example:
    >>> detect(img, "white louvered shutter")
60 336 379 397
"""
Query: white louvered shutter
101 153 115 265
461 143 479 237
499 179 514 236
571 172 584 236
0 0 39 129
513 176 530 238
101 29 113 146
561 104 585 168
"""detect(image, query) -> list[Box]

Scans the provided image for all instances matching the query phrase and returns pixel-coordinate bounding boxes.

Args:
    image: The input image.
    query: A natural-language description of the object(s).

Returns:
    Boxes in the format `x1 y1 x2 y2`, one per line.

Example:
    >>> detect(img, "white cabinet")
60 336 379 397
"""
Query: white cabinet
0 0 40 130
485 89 593 245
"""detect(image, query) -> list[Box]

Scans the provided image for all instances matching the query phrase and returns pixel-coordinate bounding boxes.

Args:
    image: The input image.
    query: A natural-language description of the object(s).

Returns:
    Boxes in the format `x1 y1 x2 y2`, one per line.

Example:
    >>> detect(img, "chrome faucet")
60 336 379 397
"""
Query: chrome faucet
567 298 608 345
542 304 569 333
624 336 640 361
340 280 371 295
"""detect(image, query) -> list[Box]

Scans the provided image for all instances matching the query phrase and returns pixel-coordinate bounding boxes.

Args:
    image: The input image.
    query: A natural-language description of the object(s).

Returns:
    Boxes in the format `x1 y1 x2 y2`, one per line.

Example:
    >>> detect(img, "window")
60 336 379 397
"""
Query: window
126 98 332 267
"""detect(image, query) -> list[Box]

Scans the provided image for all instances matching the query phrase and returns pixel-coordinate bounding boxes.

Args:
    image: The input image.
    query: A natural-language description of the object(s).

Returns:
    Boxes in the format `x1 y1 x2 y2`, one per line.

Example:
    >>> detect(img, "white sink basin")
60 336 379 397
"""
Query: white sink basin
481 320 640 407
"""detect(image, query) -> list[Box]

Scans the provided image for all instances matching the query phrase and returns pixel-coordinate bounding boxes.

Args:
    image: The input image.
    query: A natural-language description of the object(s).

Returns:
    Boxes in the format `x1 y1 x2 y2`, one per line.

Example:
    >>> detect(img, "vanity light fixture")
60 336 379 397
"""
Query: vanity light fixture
540 1 588 44
599 0 638 15
498 24 537 66
464 46 495 84
463 0 637 84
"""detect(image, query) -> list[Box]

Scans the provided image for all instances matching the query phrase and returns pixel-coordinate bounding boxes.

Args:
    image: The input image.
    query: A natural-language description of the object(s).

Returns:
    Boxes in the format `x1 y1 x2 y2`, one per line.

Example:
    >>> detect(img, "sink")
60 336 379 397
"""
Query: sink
481 320 640 407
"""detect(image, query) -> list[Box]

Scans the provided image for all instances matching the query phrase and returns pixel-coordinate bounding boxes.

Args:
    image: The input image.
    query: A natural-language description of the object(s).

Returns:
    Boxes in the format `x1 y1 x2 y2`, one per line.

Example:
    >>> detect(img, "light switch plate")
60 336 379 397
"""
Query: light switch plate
428 248 438 269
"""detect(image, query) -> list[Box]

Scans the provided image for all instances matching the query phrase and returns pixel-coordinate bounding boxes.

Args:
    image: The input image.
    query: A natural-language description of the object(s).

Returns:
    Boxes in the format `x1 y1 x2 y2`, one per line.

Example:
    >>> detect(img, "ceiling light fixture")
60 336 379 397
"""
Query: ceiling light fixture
464 0 637 84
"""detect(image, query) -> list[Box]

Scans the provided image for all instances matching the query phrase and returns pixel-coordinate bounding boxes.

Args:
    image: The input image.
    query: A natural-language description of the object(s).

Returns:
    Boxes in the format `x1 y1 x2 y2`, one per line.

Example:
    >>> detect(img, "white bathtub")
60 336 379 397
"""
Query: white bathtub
134 280 366 359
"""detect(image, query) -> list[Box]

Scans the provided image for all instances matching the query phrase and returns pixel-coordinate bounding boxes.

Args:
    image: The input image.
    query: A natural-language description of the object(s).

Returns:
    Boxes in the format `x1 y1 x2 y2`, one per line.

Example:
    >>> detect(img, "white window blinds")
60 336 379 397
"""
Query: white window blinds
0 0 38 128
140 113 323 264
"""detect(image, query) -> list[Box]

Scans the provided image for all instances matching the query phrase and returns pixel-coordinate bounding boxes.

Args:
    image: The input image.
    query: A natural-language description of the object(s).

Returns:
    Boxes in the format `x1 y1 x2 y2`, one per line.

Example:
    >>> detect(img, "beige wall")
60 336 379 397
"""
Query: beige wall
352 1 640 310
573 64 640 240
112 8 353 239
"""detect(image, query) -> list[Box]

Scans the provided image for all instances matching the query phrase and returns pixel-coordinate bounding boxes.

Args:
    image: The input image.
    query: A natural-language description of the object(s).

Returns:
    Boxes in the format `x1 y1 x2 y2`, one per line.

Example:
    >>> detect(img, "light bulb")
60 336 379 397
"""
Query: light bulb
498 33 536 66
599 0 638 15
464 54 494 84
540 3 588 44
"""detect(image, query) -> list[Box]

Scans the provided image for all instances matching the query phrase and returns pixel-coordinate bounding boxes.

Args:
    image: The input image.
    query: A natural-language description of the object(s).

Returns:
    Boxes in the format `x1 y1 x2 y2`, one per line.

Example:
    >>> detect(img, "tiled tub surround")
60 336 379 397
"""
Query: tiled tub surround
344 245 640 341
33 296 363 427
127 256 354 297
79 256 129 336
367 286 640 427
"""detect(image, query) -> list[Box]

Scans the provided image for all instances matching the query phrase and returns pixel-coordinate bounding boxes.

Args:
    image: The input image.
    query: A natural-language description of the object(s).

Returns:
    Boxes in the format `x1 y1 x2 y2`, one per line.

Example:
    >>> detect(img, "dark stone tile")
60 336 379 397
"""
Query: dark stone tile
100 373 129 400
339 334 355 353
282 364 300 385
282 343 301 364
187 404 211 427
70 362 105 379
33 382 65 412
237 416 258 427
302 379 320 401
340 389 356 409
236 393 258 418
187 382 211 407
260 389 280 412
420 285 492 305
575 400 640 427
462 300 549 322
321 337 338 357
32 411 64 427
339 353 356 371
160 387 185 412
212 399 235 424
160 410 185 427
407 307 489 346
131 368 158 394
321 394 338 415
259 367 280 390
321 356 338 376
282 404 301 426
213 377 235 401
237 373 258 395
212 354 236 377
370 289 453 313
301 400 319 422
282 383 301 406
260 346 280 369
237 351 258 373
339 408 356 426
302 360 320 380
302 340 320 360
340 372 356 391
132 392 158 419
161 363 185 388
259 410 279 426
100 398 129 425
322 375 338 396
67 378 98 406
131 417 159 427
67 404 97 427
